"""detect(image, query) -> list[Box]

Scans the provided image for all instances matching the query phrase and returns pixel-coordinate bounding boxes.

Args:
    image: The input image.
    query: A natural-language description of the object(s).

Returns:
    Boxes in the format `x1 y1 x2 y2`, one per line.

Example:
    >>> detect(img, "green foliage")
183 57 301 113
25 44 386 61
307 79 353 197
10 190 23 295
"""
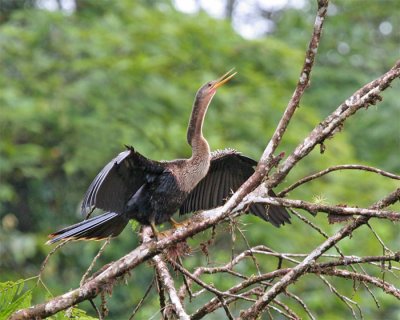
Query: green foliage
0 0 308 234
49 307 98 320
0 280 32 319
0 279 98 319
0 0 398 318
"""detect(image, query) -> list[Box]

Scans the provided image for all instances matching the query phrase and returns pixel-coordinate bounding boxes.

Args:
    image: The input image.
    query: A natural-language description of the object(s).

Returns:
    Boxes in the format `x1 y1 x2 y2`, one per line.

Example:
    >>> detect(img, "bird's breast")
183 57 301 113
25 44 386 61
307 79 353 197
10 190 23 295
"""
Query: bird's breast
170 158 210 193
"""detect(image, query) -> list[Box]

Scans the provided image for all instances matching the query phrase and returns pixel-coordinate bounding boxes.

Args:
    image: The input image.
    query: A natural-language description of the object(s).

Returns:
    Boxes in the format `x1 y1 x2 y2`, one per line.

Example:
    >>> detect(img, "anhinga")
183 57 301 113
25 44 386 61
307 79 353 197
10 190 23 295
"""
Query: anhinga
47 70 290 244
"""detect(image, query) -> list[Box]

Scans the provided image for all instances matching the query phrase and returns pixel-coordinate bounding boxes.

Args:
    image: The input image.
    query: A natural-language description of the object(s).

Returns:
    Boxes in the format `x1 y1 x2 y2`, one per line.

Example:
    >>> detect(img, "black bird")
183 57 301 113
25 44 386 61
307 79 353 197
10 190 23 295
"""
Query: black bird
47 70 290 244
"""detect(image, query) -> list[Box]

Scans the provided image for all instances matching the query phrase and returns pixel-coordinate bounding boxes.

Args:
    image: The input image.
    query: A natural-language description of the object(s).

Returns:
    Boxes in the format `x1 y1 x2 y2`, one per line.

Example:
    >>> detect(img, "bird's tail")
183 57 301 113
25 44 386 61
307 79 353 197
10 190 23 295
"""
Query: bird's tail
250 190 291 227
46 212 128 244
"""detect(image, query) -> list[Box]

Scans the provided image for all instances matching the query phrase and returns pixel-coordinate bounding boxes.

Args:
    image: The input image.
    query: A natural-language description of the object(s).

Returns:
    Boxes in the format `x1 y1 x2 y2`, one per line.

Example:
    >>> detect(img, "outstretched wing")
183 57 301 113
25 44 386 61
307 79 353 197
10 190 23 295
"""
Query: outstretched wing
180 149 254 213
179 148 291 227
81 146 165 217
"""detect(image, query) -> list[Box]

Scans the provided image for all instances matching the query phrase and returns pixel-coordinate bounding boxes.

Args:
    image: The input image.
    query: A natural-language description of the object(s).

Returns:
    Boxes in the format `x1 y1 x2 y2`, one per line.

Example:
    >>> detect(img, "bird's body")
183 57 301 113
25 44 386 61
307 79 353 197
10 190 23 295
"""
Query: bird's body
47 70 290 244
124 155 203 226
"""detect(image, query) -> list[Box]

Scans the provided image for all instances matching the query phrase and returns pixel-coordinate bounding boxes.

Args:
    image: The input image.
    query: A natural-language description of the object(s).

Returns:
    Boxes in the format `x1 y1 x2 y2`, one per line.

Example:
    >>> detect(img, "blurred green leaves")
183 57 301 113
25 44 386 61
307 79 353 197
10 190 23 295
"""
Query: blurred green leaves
0 280 32 319
0 0 308 233
0 279 97 320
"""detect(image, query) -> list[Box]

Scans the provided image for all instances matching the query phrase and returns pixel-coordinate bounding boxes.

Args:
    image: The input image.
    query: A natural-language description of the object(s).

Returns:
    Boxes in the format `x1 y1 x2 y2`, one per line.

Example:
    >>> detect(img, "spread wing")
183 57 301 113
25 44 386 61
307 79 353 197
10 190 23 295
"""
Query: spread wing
179 148 290 227
81 146 165 217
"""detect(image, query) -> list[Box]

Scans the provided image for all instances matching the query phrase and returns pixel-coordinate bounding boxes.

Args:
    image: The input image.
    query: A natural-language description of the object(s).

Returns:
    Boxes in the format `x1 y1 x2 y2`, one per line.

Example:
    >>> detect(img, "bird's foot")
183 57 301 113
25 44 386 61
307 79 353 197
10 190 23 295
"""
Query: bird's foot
169 218 186 229
154 230 173 240
150 222 173 240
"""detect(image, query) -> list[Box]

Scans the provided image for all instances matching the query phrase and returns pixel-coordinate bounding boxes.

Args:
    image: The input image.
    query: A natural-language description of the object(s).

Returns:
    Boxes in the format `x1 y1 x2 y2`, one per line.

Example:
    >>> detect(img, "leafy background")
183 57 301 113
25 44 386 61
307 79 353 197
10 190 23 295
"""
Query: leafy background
0 0 399 318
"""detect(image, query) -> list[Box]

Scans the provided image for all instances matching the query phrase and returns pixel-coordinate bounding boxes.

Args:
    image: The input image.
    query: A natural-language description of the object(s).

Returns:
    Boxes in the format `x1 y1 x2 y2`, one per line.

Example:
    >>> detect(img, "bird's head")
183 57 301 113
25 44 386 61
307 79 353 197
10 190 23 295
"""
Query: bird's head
196 69 237 100
187 69 237 146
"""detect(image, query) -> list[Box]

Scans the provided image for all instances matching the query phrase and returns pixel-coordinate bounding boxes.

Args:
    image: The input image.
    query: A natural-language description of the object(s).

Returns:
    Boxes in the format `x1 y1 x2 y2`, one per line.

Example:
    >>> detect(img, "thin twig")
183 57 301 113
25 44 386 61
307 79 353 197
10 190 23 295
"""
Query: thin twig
273 299 300 320
318 275 362 319
176 256 193 302
169 259 256 303
366 222 394 255
129 277 154 320
219 297 235 320
89 299 103 320
322 268 400 299
357 264 381 309
235 222 262 275
279 165 400 197
38 240 70 282
290 209 345 257
285 291 316 320
81 237 112 286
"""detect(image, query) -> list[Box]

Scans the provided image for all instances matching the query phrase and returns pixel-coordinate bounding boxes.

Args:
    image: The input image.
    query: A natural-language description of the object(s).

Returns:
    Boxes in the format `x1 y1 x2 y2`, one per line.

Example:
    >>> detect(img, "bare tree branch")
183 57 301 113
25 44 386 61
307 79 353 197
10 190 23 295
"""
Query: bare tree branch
213 0 331 228
268 58 400 190
318 275 362 319
128 277 154 320
285 291 316 320
238 188 400 319
152 255 189 320
191 249 400 319
321 269 400 299
241 193 400 221
279 164 400 197
140 228 190 320
169 259 255 303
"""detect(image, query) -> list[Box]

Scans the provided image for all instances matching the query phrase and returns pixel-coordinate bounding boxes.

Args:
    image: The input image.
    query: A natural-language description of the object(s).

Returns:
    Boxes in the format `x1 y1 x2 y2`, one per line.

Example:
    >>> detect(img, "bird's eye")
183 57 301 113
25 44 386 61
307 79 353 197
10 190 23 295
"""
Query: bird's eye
207 83 213 87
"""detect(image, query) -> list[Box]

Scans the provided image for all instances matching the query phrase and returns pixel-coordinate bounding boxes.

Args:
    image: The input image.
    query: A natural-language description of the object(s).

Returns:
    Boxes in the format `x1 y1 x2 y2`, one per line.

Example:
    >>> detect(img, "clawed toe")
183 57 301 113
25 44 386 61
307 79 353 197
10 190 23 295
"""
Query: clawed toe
169 218 186 229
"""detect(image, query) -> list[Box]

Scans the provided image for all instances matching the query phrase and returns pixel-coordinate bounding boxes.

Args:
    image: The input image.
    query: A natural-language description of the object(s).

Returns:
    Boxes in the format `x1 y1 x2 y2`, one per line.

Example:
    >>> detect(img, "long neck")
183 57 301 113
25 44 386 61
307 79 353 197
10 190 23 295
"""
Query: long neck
187 95 213 159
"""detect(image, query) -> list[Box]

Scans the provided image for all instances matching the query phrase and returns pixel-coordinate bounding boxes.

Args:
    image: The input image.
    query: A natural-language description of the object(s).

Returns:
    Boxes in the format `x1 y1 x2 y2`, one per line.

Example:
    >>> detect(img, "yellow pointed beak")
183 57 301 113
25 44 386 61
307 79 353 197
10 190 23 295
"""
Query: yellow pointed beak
211 68 237 90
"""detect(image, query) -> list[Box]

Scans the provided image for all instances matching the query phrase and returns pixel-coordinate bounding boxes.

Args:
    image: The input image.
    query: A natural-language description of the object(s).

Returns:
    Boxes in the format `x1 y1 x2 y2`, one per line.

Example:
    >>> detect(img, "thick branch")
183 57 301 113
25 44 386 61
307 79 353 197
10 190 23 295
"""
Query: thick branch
10 209 223 319
258 0 328 166
269 59 400 189
212 0 330 245
241 192 400 221
153 255 190 320
140 227 190 320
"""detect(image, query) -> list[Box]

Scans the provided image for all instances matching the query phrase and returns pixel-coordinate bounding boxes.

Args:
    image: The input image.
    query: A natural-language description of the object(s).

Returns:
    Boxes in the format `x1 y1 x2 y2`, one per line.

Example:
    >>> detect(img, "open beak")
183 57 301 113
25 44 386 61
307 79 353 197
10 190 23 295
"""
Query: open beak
211 68 237 90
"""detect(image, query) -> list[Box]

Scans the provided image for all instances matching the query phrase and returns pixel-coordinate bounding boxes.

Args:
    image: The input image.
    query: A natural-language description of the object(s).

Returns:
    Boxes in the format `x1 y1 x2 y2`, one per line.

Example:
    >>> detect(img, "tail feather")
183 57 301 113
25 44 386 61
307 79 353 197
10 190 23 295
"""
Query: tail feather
249 190 291 227
47 212 128 244
267 204 291 226
250 203 290 227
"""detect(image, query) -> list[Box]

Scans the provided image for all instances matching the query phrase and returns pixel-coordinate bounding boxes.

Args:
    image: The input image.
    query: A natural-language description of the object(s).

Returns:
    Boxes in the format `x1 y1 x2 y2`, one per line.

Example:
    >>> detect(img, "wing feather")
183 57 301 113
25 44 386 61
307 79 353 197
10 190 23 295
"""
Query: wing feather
224 163 233 200
212 165 224 208
179 148 290 227
180 148 252 214
81 147 164 217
